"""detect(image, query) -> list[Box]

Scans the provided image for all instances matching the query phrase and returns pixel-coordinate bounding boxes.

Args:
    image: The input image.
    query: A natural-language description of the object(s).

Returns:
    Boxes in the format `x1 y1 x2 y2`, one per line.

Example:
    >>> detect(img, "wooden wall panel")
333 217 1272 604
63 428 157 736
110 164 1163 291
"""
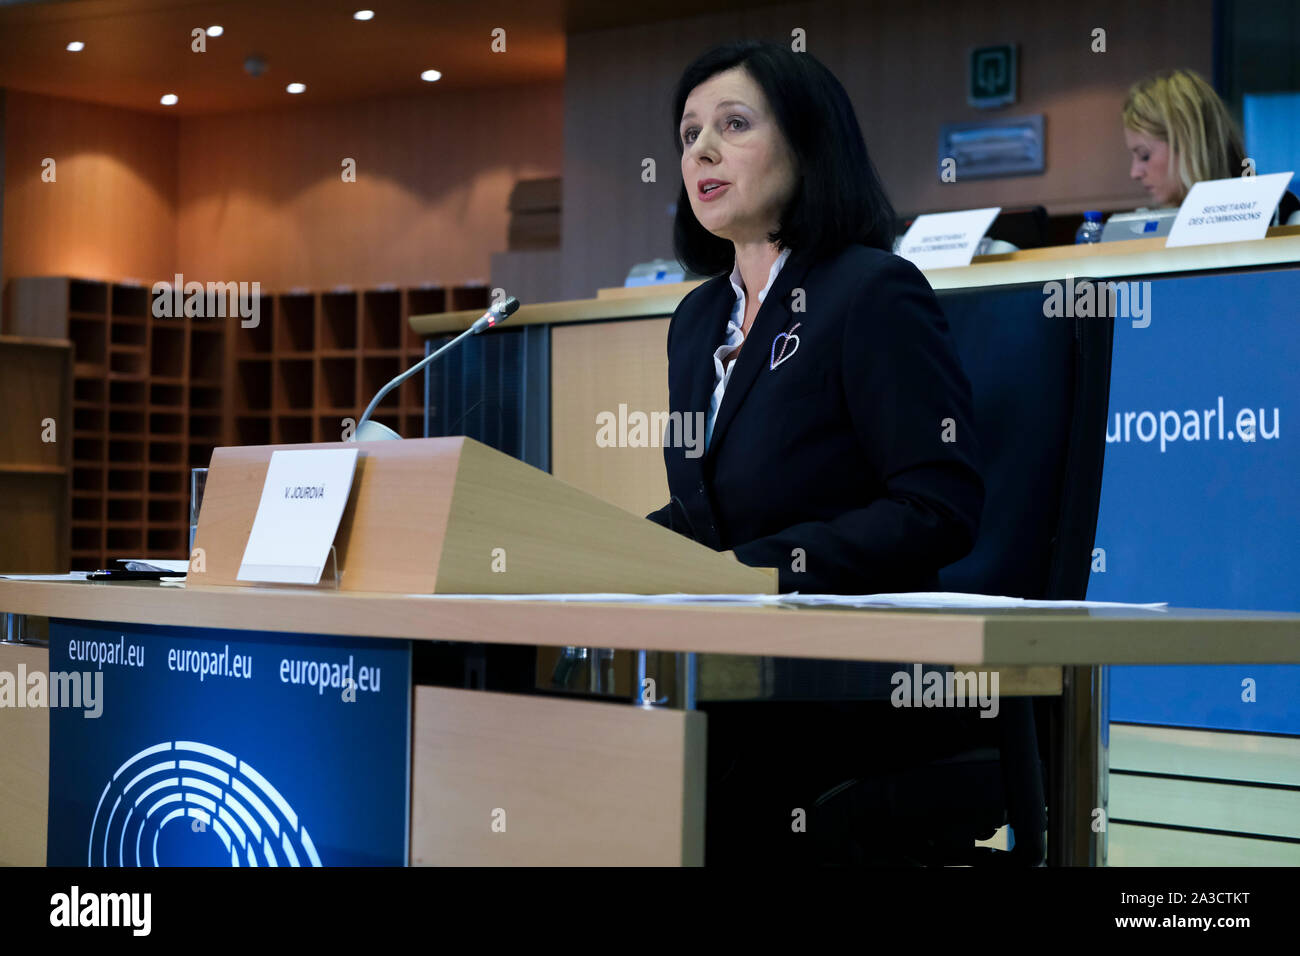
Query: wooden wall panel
176 84 564 292
560 0 1214 299
0 643 49 866
551 317 672 517
2 82 562 296
1 90 178 288
411 685 706 865
489 248 565 304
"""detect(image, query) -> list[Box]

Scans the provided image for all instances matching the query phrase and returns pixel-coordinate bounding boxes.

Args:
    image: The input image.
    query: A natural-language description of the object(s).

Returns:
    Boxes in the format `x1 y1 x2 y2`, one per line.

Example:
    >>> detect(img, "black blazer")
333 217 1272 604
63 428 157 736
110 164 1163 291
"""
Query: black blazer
646 242 983 594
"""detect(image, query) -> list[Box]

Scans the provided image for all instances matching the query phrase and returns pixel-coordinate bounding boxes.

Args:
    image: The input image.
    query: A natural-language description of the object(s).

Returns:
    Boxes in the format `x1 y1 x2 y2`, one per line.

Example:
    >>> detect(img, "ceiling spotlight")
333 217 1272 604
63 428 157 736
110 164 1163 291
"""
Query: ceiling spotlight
353 10 375 20
160 93 179 106
206 25 224 37
420 69 442 82
286 82 306 94
66 41 85 52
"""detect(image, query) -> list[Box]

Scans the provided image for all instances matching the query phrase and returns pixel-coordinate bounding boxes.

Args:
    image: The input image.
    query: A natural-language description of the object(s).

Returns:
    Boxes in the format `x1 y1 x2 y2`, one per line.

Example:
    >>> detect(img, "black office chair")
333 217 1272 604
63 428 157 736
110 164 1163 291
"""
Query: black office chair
809 281 1114 866
986 206 1050 250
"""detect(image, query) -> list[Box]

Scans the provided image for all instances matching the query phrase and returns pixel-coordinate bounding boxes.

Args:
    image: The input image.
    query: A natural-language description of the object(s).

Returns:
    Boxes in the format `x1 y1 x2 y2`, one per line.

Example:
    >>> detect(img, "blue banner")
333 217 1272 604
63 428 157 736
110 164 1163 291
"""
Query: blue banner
47 620 411 866
1087 267 1300 733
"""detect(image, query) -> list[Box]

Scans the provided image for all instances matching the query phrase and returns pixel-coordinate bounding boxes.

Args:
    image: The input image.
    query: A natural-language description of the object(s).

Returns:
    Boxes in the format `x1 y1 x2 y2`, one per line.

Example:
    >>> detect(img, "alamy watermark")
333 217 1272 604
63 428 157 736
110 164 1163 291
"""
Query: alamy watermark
50 885 150 935
151 274 260 327
0 666 103 718
1043 274 1151 328
890 664 1000 718
595 404 706 459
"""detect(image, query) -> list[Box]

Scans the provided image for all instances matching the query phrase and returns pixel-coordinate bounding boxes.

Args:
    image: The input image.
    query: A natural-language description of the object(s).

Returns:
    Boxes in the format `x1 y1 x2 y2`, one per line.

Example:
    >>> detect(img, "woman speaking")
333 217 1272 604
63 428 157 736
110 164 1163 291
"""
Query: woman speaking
647 40 983 596
647 41 992 865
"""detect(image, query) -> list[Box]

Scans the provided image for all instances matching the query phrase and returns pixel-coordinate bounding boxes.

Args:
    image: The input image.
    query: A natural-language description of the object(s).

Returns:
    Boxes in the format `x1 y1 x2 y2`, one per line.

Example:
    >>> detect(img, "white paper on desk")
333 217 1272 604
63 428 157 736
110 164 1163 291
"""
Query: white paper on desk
411 591 1168 610
896 207 1001 270
237 448 359 585
0 572 91 581
412 592 779 605
1165 172 1292 247
778 592 1168 610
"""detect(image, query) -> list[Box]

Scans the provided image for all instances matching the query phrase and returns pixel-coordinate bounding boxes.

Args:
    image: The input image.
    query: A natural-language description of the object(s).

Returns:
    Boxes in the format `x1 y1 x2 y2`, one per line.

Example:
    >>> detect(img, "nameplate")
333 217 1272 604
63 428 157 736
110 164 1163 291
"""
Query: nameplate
237 448 360 585
896 207 1002 270
1165 172 1293 247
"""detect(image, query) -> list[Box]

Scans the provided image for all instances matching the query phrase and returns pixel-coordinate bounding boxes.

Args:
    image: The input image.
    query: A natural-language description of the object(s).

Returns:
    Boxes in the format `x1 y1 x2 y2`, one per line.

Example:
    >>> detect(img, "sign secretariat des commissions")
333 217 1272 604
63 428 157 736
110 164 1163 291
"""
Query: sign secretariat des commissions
1087 268 1300 734
47 620 411 866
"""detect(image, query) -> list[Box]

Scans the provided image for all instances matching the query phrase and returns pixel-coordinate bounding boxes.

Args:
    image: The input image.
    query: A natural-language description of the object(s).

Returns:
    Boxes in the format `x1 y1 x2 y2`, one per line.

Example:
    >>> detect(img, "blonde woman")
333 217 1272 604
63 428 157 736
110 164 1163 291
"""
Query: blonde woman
1123 69 1299 224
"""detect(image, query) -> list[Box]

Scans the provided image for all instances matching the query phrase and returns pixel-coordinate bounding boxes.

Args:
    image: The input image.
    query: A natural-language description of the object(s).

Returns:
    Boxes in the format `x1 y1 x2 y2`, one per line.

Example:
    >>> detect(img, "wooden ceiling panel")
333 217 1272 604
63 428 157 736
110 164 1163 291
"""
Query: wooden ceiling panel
0 0 785 114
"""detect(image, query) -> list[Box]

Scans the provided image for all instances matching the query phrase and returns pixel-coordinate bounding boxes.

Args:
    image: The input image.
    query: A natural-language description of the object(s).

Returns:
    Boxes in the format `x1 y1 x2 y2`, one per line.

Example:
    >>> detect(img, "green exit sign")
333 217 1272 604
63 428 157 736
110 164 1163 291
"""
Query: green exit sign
969 44 1017 108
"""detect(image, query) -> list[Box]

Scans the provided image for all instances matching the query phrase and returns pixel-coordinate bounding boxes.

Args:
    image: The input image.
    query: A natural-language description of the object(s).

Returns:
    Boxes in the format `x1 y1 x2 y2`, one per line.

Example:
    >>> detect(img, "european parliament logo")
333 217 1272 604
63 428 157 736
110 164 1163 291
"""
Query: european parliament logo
88 740 320 867
48 620 411 866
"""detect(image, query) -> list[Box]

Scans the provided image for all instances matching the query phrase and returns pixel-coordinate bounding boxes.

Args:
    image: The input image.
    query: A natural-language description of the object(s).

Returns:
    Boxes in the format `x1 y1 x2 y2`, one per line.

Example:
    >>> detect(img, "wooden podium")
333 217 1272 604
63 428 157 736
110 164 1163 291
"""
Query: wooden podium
188 436 776 594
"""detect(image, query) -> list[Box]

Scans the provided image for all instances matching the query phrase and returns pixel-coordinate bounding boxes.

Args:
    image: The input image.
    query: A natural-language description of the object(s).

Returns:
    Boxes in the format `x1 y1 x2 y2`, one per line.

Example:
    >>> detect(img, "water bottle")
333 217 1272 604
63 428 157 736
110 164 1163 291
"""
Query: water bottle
1075 210 1104 244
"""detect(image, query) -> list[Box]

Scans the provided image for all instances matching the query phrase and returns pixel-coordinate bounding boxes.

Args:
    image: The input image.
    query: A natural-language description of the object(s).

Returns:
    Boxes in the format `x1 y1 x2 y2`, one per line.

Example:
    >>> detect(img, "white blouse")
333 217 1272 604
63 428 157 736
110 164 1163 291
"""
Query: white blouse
705 246 793 451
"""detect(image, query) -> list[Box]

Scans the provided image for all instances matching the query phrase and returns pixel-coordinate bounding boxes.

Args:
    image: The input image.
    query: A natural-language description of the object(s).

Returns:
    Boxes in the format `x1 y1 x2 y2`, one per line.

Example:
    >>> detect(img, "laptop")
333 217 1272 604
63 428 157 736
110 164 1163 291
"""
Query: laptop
1101 207 1180 242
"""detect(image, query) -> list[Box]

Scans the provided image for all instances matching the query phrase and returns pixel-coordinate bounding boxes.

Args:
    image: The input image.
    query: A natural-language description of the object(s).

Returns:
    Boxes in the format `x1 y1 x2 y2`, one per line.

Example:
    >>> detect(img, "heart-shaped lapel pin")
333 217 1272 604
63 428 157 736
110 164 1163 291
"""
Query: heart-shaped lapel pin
770 323 802 370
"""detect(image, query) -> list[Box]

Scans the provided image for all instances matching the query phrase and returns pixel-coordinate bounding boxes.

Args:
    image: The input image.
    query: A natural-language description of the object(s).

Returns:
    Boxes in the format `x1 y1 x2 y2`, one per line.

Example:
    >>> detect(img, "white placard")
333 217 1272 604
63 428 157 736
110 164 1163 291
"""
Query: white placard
896 207 1002 270
237 448 360 584
1165 172 1293 247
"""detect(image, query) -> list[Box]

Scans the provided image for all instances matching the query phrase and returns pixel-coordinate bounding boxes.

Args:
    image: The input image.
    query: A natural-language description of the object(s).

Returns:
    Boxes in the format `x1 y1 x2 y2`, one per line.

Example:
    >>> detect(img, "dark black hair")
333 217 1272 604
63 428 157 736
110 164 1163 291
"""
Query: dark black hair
671 40 897 276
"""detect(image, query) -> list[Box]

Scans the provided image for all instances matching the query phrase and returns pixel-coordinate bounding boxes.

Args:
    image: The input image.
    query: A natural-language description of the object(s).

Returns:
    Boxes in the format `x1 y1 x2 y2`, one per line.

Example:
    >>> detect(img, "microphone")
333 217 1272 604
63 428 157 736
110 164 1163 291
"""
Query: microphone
351 295 520 441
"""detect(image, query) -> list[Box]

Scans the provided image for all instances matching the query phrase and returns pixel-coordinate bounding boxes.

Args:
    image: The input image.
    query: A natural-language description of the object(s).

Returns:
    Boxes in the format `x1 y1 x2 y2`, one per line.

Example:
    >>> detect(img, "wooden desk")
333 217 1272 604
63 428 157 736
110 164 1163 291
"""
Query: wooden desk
409 225 1300 335
2 578 1297 866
